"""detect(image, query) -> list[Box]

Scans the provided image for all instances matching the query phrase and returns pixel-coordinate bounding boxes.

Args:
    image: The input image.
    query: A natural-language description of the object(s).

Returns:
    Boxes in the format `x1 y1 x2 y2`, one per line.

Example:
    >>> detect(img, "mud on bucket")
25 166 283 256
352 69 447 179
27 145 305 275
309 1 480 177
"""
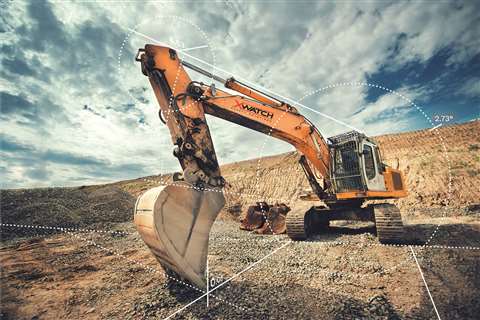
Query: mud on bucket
134 182 225 289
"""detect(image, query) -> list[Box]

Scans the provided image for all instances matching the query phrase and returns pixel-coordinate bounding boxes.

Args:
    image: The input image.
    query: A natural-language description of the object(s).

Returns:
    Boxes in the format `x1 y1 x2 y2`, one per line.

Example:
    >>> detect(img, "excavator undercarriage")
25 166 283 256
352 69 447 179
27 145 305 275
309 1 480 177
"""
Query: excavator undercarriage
133 44 408 288
284 203 404 243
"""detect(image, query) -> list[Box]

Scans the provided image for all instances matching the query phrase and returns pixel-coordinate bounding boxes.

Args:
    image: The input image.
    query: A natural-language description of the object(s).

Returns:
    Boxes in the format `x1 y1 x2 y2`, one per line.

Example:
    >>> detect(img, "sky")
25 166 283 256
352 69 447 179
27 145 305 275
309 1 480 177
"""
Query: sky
1 0 479 189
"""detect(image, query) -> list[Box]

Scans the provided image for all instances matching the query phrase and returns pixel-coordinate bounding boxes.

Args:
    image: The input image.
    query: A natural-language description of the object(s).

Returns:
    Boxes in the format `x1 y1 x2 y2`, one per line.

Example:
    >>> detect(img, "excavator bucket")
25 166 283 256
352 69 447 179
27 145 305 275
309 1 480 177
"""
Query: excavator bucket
134 182 225 289
240 202 269 231
240 202 291 234
255 204 290 235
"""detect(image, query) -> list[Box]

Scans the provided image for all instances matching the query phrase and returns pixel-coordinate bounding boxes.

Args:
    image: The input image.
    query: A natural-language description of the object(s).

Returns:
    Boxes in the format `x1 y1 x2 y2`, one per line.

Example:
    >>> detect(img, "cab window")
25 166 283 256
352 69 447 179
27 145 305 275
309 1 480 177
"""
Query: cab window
363 145 376 180
374 147 383 173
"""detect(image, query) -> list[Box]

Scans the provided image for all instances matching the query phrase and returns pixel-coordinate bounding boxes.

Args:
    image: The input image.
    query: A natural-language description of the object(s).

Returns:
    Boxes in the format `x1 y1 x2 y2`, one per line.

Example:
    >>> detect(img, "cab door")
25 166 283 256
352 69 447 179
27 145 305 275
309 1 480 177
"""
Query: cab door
361 141 386 191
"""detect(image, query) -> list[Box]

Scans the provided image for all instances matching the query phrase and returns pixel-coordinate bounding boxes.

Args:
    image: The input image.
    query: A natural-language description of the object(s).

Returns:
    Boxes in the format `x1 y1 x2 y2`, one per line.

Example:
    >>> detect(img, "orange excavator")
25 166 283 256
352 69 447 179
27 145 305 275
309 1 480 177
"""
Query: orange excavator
133 44 407 289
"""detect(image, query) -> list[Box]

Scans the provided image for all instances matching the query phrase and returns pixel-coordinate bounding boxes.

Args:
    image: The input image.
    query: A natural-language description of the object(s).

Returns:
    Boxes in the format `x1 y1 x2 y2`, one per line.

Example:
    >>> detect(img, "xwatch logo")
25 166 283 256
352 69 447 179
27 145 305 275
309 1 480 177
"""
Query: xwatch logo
234 100 274 121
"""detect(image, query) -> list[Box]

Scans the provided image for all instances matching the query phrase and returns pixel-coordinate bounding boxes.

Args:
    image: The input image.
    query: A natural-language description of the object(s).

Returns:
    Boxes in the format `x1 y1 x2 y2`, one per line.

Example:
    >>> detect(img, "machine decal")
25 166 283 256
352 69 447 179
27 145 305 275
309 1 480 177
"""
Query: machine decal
234 100 274 121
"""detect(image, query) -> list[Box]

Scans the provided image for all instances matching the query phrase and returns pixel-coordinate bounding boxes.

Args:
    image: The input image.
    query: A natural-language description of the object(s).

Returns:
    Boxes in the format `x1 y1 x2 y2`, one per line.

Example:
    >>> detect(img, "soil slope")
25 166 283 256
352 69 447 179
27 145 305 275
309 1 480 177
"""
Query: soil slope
220 120 480 216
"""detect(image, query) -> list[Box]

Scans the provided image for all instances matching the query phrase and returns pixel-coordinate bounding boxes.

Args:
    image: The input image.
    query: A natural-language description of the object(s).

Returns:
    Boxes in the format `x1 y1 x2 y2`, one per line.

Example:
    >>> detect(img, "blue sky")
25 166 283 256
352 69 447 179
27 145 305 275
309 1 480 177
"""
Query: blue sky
1 0 479 188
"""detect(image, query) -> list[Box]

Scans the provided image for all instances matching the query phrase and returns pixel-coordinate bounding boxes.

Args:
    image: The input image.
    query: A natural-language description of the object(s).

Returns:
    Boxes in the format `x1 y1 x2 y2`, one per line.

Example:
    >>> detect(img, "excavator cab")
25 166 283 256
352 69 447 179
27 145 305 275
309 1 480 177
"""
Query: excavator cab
327 131 406 199
329 131 385 193
360 140 386 191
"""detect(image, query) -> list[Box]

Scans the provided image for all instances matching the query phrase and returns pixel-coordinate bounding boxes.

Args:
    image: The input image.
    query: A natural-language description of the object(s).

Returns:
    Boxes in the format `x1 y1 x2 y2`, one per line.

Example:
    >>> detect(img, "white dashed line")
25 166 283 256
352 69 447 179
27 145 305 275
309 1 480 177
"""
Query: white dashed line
410 246 442 320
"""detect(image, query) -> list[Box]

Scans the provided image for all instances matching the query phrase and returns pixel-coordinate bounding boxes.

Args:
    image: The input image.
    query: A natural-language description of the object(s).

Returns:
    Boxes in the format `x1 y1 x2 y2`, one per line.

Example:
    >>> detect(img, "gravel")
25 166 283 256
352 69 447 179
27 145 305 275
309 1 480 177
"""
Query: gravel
2 216 479 319
0 186 135 239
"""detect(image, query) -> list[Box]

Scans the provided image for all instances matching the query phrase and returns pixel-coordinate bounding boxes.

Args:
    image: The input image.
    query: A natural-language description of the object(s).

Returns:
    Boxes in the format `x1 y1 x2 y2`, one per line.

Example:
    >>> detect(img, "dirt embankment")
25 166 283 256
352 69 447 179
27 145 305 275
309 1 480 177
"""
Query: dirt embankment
376 120 480 210
220 120 480 217
0 186 134 239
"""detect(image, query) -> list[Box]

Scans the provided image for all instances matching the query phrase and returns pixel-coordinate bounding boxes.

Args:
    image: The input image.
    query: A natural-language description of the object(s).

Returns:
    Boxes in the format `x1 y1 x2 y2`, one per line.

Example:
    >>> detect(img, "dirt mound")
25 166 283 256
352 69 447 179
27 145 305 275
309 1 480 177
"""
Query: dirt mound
75 121 478 222
2 121 477 238
376 120 480 209
0 186 135 239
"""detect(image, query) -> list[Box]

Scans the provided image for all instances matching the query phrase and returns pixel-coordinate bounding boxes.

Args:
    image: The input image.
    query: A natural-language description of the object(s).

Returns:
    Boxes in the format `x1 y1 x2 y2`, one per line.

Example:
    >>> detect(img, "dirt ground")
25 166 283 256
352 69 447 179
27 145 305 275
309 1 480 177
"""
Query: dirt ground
1 121 479 319
1 211 479 320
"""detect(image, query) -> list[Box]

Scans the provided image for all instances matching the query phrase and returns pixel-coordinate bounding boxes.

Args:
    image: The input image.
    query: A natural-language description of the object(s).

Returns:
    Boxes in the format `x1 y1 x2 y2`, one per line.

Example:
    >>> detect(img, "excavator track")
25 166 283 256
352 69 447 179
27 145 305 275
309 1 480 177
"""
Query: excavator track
373 204 404 244
285 208 316 241
286 210 310 240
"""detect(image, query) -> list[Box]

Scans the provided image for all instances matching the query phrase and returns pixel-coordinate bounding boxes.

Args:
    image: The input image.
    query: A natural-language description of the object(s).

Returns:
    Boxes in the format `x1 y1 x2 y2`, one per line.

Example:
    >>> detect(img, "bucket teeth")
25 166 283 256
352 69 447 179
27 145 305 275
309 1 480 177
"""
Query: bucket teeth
134 182 225 289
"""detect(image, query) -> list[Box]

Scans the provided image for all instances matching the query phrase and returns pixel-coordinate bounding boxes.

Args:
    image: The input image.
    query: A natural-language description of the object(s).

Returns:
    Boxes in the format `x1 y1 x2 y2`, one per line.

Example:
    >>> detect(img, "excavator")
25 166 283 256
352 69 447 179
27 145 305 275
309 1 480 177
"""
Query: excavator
133 44 407 289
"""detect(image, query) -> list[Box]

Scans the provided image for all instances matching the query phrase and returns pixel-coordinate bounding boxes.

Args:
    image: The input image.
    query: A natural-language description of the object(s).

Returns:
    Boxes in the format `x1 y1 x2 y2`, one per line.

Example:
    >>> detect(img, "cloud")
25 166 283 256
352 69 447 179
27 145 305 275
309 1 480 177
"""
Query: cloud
0 134 150 188
1 1 479 188
1 92 37 120
43 149 107 167
0 134 34 152
21 1 68 52
2 53 37 77
0 90 69 131
458 77 480 98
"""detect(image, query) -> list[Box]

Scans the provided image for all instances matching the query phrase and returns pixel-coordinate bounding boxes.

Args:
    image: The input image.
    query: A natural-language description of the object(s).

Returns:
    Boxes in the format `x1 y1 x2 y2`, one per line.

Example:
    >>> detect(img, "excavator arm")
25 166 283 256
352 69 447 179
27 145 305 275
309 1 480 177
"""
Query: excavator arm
138 44 330 192
133 44 331 288
197 84 331 191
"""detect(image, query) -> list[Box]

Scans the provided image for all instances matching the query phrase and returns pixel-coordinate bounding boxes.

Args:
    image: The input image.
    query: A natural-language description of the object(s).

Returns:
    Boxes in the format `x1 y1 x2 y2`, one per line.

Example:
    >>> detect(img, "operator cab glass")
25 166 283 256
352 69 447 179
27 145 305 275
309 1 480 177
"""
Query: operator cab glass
363 145 376 180
328 131 387 193
331 140 363 192
361 142 387 191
